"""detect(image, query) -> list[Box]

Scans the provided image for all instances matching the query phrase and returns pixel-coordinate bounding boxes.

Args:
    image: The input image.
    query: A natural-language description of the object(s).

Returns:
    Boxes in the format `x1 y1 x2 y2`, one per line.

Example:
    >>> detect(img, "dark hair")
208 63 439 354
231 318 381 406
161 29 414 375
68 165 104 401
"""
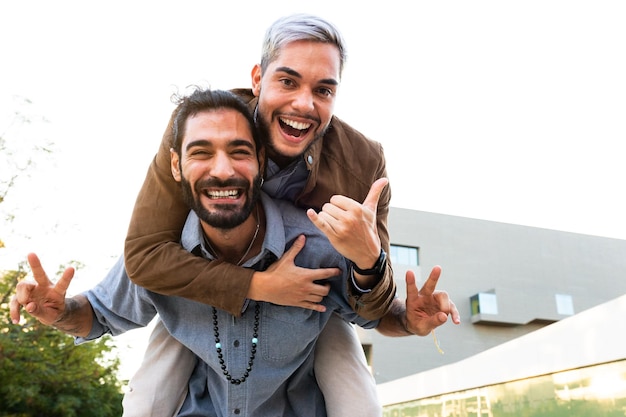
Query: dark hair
170 88 261 155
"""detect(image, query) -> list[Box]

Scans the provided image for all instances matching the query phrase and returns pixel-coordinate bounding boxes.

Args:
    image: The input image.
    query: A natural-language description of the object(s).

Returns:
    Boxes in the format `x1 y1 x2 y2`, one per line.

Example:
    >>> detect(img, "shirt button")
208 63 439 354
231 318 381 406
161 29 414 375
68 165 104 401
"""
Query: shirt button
307 155 313 164
233 340 240 347
234 409 241 415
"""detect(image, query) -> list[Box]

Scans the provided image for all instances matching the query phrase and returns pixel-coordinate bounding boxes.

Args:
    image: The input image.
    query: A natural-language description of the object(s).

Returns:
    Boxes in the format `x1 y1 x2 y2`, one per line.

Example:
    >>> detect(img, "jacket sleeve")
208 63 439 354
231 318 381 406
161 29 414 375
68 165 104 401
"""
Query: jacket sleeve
123 113 253 317
299 128 397 321
347 161 396 321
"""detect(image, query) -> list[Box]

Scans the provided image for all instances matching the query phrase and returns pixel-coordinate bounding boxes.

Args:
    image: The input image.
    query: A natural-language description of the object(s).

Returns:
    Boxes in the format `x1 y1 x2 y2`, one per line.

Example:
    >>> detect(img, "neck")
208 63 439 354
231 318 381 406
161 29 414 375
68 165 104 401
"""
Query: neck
202 204 265 265
267 150 297 170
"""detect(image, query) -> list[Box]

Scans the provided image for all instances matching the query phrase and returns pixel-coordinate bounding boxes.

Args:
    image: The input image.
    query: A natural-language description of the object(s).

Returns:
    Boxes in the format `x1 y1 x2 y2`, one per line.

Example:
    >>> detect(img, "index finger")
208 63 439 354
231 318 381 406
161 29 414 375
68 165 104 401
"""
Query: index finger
327 177 389 213
26 253 53 286
26 252 76 296
419 265 442 296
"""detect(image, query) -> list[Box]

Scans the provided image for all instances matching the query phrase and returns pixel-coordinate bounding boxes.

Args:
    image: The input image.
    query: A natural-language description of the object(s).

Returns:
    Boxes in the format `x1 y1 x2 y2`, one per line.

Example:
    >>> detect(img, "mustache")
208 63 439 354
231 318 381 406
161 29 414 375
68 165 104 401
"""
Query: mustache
195 177 249 191
277 112 320 125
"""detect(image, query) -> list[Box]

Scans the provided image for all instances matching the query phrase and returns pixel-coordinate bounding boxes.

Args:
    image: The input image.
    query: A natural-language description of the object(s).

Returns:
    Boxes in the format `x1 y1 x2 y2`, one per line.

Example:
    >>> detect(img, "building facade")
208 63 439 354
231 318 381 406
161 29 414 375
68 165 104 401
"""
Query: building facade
361 207 626 384
377 294 626 415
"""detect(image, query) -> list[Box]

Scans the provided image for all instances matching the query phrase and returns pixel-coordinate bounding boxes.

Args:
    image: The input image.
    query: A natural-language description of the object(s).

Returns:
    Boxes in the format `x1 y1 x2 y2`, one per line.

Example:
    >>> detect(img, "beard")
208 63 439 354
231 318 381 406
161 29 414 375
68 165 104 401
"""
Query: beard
180 173 262 229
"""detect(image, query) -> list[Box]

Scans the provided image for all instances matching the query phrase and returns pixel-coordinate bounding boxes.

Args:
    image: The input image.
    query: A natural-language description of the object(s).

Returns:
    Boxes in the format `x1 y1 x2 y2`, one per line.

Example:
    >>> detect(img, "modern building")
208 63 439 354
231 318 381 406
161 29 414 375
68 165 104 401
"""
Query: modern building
359 207 626 384
377 293 626 416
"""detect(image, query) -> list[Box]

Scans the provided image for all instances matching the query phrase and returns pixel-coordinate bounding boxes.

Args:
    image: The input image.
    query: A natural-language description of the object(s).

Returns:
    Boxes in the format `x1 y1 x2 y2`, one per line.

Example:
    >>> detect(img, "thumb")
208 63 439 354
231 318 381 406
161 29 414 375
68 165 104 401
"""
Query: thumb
284 235 306 262
362 178 389 212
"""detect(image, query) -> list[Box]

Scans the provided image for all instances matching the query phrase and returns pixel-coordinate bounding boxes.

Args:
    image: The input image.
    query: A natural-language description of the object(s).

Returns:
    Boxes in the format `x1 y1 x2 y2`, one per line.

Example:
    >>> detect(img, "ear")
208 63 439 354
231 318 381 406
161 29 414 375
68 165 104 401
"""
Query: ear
170 148 182 182
251 64 262 97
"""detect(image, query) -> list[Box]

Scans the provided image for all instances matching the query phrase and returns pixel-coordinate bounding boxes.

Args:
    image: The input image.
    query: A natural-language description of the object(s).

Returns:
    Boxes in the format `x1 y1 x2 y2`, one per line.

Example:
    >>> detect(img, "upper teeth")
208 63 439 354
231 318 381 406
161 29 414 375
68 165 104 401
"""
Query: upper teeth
280 118 311 130
207 190 238 198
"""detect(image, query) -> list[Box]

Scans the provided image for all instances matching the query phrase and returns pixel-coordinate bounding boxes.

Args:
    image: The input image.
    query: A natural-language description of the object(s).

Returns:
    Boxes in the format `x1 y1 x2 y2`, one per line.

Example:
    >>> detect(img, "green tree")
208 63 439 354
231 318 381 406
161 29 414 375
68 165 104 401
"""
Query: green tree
0 268 123 417
0 101 123 417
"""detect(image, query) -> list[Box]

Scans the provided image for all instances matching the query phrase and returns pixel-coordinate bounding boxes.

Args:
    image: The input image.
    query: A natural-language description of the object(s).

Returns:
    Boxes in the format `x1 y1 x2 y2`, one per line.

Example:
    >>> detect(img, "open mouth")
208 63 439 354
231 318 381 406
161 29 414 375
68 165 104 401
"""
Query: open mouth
279 117 312 138
203 188 242 200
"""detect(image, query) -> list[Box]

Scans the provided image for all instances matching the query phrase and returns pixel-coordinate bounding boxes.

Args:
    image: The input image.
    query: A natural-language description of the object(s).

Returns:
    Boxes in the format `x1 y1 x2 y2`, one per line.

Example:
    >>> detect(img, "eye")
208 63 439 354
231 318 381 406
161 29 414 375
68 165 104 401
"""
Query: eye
232 148 254 158
316 87 334 98
188 148 212 158
279 78 296 88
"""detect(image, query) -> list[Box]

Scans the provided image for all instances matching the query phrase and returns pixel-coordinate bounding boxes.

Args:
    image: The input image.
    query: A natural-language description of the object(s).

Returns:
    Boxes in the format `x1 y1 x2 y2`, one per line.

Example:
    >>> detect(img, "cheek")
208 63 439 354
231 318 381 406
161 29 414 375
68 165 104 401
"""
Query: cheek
318 100 335 120
180 162 202 184
315 99 335 124
245 164 261 179
259 90 283 114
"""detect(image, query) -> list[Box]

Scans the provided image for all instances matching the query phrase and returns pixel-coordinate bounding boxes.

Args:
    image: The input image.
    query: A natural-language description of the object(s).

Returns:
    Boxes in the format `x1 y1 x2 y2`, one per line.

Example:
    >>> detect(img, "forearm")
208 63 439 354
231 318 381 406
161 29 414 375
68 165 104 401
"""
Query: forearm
126 237 254 316
53 295 95 338
375 298 413 337
349 261 396 321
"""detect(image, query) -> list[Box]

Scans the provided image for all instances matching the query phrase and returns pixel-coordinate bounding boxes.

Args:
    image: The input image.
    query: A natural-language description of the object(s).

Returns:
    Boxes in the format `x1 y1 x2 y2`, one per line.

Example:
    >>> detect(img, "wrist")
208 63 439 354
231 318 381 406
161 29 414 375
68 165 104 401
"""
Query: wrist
351 249 386 276
247 271 267 302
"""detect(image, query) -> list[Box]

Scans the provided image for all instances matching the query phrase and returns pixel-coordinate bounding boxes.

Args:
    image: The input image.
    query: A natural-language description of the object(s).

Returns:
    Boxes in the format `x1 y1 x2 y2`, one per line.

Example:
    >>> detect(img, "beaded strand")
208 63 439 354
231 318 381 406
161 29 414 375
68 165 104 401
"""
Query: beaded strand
213 303 260 385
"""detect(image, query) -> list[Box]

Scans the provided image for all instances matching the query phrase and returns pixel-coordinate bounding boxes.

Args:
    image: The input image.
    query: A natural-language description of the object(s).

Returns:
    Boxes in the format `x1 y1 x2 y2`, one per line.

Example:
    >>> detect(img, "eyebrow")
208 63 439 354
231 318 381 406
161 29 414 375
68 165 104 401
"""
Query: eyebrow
185 138 256 152
275 66 339 86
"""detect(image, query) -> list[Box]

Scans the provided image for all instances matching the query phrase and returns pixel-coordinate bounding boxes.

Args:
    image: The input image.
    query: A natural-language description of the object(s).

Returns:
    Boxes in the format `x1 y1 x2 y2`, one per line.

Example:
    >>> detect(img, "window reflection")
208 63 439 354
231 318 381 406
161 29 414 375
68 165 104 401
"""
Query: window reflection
383 360 626 417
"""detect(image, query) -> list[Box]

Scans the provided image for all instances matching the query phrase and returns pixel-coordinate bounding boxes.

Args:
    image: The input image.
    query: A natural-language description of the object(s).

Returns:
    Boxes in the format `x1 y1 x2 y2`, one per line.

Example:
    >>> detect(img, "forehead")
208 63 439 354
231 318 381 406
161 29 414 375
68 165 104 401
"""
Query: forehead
183 109 255 148
269 40 341 81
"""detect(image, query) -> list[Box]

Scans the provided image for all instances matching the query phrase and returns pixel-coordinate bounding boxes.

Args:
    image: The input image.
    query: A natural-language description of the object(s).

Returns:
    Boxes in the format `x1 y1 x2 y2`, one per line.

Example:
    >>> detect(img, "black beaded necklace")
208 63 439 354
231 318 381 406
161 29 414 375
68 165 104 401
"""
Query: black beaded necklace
212 302 260 385
208 205 262 385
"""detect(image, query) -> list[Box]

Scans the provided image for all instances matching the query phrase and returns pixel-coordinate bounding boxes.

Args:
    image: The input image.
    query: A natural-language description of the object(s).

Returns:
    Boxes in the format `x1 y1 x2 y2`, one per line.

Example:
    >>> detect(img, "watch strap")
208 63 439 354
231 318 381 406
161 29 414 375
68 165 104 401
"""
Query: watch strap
351 249 387 276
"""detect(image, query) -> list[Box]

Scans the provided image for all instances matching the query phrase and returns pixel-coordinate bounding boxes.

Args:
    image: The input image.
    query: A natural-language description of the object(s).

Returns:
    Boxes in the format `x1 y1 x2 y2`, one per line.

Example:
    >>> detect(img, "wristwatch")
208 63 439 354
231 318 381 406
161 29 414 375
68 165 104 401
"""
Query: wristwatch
351 249 387 276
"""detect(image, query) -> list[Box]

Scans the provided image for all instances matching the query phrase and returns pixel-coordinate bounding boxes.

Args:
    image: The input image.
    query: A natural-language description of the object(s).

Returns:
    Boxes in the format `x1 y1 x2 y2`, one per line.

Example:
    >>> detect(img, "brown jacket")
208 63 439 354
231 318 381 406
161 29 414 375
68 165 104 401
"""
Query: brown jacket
124 89 395 320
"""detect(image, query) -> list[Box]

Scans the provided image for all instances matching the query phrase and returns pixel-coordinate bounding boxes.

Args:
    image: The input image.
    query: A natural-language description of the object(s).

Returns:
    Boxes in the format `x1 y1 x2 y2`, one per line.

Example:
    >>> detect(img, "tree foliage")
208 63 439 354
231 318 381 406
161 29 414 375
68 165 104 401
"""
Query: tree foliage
0 102 123 416
0 267 123 417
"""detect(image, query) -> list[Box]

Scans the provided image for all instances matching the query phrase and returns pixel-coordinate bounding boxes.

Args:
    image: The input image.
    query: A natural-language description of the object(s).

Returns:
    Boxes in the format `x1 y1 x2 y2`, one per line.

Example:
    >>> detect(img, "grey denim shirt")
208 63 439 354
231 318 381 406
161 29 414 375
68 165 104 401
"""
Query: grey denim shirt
79 192 377 417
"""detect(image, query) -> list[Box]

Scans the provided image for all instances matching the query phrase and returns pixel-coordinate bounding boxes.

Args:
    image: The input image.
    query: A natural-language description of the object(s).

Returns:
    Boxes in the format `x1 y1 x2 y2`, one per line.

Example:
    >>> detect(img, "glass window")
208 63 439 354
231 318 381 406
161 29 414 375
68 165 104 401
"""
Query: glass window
383 359 626 416
390 245 419 266
471 292 498 315
555 294 574 315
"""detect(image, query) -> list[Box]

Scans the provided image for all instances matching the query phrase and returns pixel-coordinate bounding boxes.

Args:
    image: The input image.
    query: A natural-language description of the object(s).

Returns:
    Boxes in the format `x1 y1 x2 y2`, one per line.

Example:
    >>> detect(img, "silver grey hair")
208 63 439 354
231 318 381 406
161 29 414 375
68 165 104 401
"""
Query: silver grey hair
260 13 348 77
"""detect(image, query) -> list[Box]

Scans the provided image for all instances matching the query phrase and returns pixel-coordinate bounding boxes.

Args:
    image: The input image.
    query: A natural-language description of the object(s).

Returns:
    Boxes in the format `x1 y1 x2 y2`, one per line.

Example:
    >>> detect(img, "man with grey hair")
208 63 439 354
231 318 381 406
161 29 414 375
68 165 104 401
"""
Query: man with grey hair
119 12 459 416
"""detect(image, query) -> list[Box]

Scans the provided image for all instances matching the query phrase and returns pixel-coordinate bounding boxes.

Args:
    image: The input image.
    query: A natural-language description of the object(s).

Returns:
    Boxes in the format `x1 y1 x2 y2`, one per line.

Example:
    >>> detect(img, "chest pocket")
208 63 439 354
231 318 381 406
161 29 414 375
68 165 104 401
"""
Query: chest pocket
260 304 321 361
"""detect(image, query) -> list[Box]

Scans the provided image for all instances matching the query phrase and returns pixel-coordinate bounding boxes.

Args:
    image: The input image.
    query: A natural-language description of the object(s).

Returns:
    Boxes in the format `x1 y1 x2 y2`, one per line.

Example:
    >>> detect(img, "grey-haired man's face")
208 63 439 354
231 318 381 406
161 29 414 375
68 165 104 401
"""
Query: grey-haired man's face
251 40 340 166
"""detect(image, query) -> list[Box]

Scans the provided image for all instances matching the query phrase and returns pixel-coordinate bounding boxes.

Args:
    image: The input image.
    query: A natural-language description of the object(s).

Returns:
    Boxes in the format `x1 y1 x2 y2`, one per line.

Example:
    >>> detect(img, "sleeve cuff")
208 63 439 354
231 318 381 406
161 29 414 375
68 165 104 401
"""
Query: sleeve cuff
349 267 382 294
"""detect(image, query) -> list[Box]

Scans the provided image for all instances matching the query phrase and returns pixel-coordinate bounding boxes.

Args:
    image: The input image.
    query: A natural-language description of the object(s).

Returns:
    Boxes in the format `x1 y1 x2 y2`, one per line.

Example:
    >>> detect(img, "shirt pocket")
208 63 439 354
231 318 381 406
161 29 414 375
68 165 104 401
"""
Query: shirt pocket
260 304 320 361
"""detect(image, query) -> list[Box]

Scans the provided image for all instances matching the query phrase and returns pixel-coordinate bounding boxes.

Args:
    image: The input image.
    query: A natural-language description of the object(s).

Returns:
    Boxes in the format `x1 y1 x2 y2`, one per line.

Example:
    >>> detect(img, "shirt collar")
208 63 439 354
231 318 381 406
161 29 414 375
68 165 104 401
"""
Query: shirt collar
180 192 285 266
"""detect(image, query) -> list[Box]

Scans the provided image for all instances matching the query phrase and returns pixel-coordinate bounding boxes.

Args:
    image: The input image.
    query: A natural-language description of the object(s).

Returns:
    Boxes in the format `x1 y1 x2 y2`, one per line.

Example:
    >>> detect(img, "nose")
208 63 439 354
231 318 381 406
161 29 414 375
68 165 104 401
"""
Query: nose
211 151 236 179
291 89 315 113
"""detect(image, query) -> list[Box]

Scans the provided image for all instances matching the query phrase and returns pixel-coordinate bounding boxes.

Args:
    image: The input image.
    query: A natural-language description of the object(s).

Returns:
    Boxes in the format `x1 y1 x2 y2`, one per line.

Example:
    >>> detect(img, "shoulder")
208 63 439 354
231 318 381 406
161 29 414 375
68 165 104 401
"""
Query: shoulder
230 88 256 107
318 116 387 183
326 115 385 163
303 116 388 205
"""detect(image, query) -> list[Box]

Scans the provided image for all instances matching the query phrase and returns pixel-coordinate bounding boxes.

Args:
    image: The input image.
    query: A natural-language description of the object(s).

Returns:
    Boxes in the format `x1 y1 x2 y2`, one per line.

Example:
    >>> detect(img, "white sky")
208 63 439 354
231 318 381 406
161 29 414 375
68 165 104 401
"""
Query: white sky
2 0 626 379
